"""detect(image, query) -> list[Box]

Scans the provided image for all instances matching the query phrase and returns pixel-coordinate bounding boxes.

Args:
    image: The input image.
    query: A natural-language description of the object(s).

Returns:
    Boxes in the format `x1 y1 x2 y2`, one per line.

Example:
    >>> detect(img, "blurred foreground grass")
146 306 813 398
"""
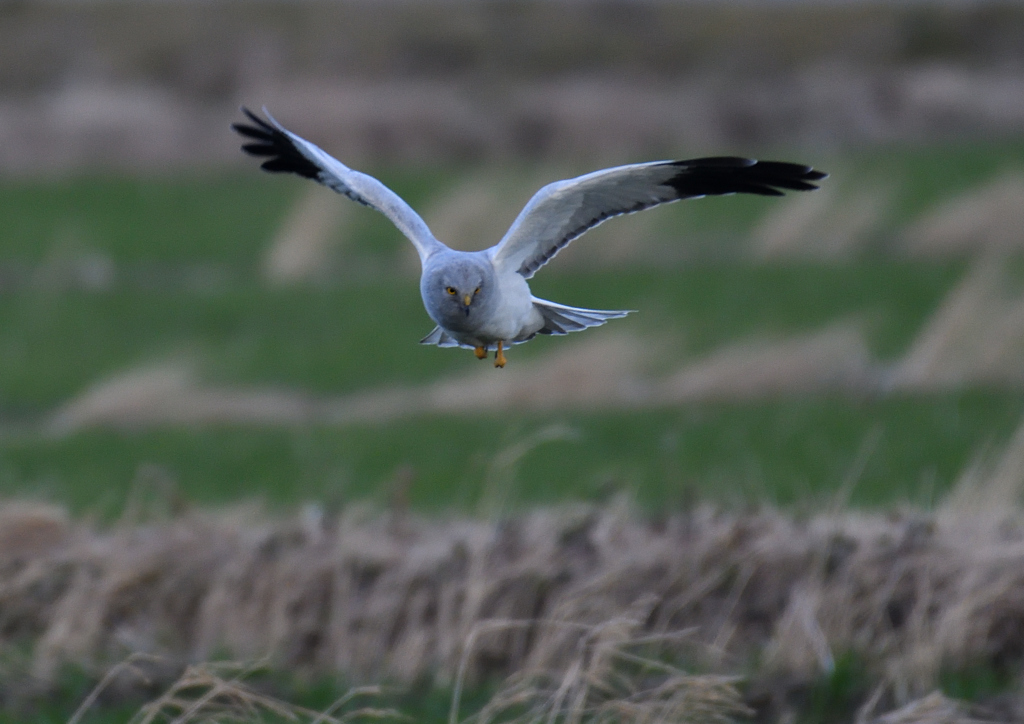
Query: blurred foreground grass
1 142 1024 516
2 394 1023 516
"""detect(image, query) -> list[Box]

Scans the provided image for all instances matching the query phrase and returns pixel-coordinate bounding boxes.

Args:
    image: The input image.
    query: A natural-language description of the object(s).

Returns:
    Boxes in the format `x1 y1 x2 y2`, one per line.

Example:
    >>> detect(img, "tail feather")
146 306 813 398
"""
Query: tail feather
419 326 468 348
420 300 632 350
532 297 632 336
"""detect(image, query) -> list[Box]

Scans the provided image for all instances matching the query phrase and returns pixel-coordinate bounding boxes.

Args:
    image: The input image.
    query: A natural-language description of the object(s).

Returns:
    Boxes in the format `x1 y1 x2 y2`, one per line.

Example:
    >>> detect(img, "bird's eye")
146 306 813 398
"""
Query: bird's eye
446 287 457 295
474 287 481 295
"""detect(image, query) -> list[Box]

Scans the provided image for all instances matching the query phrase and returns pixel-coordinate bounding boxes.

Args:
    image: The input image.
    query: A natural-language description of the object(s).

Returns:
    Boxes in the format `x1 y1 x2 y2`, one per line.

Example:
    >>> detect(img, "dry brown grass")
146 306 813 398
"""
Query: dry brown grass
67 657 402 724
450 621 748 724
72 642 751 724
75 660 990 724
6 430 1024 721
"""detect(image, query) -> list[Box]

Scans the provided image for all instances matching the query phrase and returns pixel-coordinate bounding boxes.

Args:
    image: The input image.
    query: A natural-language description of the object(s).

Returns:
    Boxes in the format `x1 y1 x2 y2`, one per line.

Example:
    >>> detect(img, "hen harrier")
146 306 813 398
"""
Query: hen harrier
233 108 825 367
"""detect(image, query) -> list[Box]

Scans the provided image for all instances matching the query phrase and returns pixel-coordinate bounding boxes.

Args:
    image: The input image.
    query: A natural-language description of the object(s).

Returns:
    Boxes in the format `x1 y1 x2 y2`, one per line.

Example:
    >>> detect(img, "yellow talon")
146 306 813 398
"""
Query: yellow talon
494 340 507 368
474 346 487 360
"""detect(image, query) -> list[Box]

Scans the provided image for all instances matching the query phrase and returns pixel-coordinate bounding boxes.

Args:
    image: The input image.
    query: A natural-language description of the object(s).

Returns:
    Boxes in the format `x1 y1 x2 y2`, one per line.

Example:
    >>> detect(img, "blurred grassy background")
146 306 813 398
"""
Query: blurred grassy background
5 0 1024 513
2 146 1024 516
5 2 1024 722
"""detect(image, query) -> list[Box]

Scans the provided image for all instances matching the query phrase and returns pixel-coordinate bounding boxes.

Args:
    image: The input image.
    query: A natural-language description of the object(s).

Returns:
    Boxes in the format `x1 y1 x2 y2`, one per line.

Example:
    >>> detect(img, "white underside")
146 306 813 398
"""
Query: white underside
419 249 631 351
421 296 631 350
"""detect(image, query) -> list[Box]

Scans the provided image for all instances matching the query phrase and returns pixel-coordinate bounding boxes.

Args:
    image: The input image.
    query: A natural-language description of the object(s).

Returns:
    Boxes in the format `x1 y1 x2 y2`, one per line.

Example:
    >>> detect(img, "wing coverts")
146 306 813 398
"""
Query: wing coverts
495 157 826 280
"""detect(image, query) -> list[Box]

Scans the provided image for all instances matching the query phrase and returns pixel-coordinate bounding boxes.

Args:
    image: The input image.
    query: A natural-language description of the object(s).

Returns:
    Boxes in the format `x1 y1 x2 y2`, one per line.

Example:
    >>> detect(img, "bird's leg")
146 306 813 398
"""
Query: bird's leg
474 345 487 360
494 340 507 368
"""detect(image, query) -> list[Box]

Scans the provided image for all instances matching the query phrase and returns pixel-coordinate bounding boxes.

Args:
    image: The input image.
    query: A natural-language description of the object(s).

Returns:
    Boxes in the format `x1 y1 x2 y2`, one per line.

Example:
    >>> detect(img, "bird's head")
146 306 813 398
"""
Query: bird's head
441 267 486 317
422 256 493 325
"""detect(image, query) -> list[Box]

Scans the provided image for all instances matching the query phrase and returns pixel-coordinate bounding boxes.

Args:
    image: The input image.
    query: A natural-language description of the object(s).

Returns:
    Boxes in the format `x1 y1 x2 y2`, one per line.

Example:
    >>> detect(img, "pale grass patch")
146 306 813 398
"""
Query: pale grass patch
41 268 1024 432
889 257 1024 389
47 324 868 429
661 322 872 401
327 331 655 421
47 363 318 432
418 165 663 270
751 179 891 260
904 173 1024 257
40 257 1024 430
48 363 196 433
264 185 351 285
422 170 543 253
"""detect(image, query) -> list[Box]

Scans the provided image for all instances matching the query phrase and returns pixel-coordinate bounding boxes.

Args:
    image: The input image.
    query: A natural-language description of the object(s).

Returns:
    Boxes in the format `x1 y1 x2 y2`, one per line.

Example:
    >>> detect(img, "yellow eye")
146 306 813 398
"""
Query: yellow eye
474 287 481 295
446 287 457 295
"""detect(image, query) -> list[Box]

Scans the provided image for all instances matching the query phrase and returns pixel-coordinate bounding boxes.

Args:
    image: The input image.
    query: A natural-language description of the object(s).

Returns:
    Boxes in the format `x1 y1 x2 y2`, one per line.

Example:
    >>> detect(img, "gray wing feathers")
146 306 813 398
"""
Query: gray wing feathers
233 108 444 265
491 164 680 279
490 157 825 279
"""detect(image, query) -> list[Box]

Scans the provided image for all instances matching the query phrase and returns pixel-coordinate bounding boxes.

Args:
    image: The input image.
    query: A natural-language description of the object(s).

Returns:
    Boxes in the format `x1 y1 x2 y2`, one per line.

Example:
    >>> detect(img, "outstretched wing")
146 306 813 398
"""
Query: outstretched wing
232 107 445 265
490 157 826 278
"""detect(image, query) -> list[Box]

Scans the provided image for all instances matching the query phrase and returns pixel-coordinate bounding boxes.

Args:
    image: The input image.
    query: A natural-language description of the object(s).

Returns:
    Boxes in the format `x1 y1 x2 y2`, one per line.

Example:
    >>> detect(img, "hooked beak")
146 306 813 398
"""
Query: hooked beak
463 294 472 307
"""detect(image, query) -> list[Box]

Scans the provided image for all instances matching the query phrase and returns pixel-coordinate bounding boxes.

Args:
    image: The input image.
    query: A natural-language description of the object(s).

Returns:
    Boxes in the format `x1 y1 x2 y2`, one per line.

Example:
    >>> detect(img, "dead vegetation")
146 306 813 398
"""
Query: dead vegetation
67 658 403 724
74 658 987 724
5 431 1024 721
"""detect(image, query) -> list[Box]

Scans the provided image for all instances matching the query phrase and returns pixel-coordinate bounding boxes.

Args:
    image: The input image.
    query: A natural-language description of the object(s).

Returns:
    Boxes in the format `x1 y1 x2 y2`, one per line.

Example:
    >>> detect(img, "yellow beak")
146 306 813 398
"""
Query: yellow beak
463 294 472 306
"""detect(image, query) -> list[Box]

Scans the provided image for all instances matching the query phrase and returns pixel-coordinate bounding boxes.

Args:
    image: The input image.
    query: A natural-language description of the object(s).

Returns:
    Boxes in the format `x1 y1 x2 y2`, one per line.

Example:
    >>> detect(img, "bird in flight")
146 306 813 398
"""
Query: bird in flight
233 108 825 368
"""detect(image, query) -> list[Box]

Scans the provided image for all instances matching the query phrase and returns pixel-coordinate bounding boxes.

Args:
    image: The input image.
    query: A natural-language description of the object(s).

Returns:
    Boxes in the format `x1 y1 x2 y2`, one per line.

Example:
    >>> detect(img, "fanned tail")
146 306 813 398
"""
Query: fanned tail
419 326 470 348
420 300 631 350
531 297 632 336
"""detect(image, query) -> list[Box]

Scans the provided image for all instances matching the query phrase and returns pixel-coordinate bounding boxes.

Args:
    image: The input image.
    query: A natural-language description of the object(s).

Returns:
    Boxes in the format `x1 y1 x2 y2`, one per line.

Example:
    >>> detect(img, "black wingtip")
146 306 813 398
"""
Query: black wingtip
232 107 320 180
240 106 269 129
665 157 827 197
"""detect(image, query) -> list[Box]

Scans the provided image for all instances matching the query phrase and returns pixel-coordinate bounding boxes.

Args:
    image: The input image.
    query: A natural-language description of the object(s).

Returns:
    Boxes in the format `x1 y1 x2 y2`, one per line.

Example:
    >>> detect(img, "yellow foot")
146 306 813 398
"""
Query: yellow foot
494 341 507 368
474 346 487 360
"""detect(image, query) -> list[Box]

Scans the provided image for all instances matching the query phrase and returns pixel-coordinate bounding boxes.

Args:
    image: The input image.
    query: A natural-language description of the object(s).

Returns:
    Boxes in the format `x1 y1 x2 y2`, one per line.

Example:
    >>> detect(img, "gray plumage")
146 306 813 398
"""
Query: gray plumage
233 107 826 365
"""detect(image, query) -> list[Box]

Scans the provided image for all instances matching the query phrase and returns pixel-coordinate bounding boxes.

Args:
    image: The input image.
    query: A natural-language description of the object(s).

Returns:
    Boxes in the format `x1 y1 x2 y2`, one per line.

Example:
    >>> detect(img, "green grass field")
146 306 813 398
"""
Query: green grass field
4 392 1024 517
2 144 1024 525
